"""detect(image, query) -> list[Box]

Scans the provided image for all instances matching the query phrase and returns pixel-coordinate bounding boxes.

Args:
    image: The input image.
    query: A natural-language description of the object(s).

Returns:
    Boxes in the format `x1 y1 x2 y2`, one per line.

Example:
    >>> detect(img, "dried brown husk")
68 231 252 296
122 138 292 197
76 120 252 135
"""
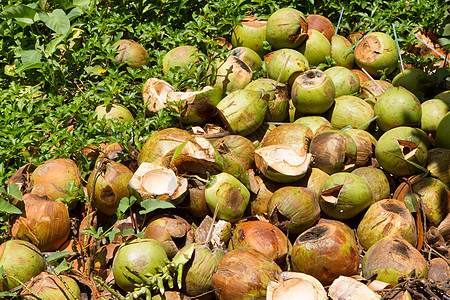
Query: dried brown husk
11 193 70 251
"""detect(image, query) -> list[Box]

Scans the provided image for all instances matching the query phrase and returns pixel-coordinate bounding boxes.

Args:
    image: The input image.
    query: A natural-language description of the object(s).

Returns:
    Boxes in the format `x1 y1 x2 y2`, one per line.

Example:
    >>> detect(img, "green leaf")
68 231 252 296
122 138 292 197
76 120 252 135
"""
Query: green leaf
38 9 70 35
139 198 175 215
105 228 121 242
53 258 71 274
67 7 83 20
0 198 22 214
0 292 18 297
15 62 45 73
46 251 75 262
7 183 22 201
118 196 137 213
437 38 450 50
0 5 36 20
21 50 42 65
404 190 418 213
73 0 91 8
45 36 65 55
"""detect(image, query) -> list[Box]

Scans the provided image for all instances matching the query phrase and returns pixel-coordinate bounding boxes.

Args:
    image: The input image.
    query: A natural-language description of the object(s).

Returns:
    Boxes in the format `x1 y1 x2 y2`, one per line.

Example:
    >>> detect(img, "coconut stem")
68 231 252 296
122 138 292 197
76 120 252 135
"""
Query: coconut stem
392 24 405 73
406 28 450 64
361 67 385 92
335 7 345 35
94 276 126 300
8 274 45 300
344 19 384 56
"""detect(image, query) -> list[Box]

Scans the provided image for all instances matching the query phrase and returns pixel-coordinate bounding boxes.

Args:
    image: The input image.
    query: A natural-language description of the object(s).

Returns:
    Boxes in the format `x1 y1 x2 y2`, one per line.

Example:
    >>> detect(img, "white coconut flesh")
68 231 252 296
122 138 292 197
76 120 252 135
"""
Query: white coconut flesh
267 272 327 300
256 146 311 175
129 162 187 197
142 78 176 113
141 169 178 195
328 276 381 300
181 138 216 162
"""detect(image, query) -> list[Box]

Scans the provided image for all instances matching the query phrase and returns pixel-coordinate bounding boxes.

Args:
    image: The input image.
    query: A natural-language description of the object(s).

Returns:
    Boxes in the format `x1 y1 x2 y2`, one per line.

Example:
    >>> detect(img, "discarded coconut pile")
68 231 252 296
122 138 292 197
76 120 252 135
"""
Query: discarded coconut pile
2 5 450 300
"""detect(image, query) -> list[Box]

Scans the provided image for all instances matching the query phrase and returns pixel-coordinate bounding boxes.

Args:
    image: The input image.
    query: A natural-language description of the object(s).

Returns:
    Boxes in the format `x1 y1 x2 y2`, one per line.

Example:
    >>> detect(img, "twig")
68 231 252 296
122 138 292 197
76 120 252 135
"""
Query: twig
275 55 291 87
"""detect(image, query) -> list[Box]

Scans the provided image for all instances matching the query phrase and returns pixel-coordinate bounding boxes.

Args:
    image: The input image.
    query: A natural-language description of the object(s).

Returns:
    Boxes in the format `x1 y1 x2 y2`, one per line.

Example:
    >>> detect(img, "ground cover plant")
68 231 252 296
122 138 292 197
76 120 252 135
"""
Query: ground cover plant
0 0 449 299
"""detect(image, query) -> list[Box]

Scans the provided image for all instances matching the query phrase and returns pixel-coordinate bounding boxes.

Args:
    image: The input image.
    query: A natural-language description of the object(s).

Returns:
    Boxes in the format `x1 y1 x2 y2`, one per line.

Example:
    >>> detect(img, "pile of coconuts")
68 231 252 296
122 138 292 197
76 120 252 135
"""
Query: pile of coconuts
2 6 450 300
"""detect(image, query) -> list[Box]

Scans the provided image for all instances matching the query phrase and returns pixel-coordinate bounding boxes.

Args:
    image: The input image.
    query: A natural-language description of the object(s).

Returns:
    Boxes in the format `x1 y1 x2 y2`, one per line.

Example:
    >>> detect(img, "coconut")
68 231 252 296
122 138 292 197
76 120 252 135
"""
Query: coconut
21 272 81 300
213 135 255 178
173 243 225 297
255 145 312 183
309 130 357 174
435 111 450 149
359 79 393 103
216 89 268 136
420 99 450 133
244 78 289 122
30 158 82 210
298 29 331 66
0 240 46 292
170 137 223 177
228 220 290 265
143 215 194 259
426 148 450 186
138 128 192 167
230 46 263 72
319 172 373 220
213 56 253 94
204 172 250 222
355 32 399 77
374 87 422 132
394 175 449 227
351 167 390 203
344 129 377 167
142 78 177 114
392 68 428 99
113 39 149 68
291 219 360 285
231 16 267 57
375 126 429 177
113 239 168 292
294 116 333 135
362 236 428 285
357 199 417 249
330 95 374 130
212 248 282 300
267 272 327 300
291 69 335 115
306 14 334 41
331 34 355 69
11 193 71 251
166 86 222 125
328 276 381 300
267 49 309 84
268 186 320 234
87 160 134 216
162 45 199 75
129 162 188 205
324 66 360 98
260 123 313 153
95 103 134 124
266 7 308 49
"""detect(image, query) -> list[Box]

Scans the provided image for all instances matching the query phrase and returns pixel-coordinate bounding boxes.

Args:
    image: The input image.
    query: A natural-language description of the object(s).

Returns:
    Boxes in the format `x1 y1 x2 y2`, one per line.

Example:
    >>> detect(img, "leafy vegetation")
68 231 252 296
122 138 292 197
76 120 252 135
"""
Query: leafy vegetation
0 0 448 297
